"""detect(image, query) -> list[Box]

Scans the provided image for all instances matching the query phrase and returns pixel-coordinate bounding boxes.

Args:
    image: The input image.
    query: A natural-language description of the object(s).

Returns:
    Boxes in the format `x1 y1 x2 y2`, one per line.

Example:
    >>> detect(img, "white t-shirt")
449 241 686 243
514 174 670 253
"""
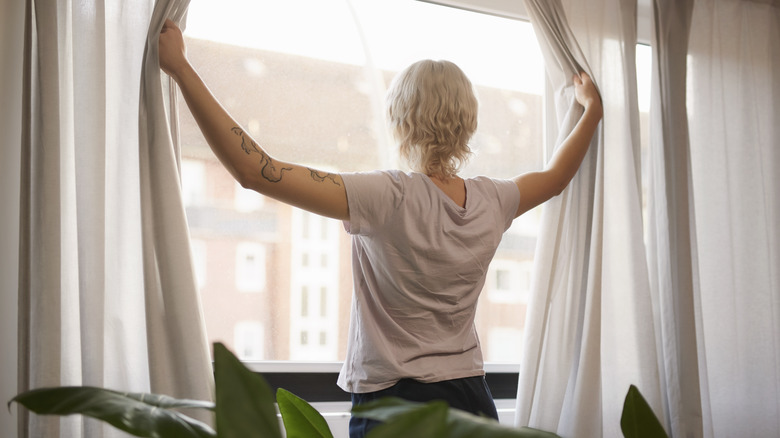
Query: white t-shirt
337 170 521 393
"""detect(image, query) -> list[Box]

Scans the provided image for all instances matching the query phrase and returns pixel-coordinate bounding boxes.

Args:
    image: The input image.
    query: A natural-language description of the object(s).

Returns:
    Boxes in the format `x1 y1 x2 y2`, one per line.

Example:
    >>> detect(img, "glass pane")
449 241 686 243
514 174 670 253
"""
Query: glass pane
181 0 546 362
636 43 652 242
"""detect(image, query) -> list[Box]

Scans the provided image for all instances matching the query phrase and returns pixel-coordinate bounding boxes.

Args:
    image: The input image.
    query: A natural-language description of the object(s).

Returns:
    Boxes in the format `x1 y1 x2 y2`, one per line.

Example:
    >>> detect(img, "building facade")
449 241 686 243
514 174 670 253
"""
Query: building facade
180 37 543 363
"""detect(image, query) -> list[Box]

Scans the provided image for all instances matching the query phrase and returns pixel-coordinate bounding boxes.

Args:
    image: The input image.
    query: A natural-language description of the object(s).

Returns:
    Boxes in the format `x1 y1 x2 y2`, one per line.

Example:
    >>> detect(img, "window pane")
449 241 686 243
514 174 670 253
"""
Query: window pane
300 286 309 318
636 43 652 241
235 242 266 292
234 321 265 360
182 0 546 363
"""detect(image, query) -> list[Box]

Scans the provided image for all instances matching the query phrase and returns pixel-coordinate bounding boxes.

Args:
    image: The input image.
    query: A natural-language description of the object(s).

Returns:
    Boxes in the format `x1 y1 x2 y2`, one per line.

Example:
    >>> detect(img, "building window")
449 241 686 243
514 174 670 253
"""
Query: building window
300 331 309 346
181 159 205 207
235 242 266 293
320 287 328 318
301 286 309 317
487 260 533 304
290 209 340 360
234 321 264 360
496 269 513 291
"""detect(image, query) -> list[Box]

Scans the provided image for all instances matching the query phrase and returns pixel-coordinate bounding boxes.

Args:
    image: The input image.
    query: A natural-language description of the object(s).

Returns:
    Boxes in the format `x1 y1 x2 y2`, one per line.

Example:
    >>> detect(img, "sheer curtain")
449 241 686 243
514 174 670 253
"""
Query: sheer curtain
684 0 780 435
648 0 780 435
515 0 662 436
520 0 779 436
0 0 24 437
15 0 213 436
646 1 703 436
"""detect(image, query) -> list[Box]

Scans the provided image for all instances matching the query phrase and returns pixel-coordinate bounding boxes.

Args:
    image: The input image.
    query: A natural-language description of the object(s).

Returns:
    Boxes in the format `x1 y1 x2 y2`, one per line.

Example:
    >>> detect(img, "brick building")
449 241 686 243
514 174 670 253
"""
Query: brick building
179 36 543 363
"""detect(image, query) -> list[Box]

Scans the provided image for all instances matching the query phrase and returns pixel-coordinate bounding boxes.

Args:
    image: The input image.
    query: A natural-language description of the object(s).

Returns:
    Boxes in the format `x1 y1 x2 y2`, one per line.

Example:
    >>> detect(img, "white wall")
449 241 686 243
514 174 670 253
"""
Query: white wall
0 0 23 436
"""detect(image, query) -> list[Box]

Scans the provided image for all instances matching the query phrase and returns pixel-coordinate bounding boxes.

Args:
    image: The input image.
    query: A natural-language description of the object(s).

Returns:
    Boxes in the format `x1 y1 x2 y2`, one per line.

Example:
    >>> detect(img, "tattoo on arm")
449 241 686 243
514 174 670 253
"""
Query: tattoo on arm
308 169 341 186
231 127 291 183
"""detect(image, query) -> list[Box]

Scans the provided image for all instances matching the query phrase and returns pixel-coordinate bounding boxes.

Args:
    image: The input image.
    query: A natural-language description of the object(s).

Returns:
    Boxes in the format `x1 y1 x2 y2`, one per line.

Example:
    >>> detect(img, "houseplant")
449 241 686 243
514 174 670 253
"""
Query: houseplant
10 343 665 437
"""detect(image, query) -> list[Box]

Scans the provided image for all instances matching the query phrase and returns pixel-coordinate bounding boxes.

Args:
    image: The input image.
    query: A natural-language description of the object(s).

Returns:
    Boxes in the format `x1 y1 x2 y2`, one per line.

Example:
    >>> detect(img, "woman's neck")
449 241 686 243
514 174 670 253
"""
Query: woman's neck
426 173 467 208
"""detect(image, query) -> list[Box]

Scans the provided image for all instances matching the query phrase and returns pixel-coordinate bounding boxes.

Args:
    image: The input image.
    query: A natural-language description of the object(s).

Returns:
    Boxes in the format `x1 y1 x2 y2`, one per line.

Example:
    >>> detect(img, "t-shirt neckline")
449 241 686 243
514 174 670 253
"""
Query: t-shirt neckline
420 173 469 212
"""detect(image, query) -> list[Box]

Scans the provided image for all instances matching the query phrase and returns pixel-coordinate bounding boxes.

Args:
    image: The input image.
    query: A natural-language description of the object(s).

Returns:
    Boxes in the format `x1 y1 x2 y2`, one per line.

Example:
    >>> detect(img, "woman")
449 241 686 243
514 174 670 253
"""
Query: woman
159 18 601 437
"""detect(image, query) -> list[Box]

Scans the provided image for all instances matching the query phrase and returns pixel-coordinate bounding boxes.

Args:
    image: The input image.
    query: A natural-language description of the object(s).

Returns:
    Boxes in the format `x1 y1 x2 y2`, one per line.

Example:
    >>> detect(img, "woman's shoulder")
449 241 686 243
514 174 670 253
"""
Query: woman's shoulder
465 174 515 189
465 175 521 205
342 169 429 188
342 168 413 180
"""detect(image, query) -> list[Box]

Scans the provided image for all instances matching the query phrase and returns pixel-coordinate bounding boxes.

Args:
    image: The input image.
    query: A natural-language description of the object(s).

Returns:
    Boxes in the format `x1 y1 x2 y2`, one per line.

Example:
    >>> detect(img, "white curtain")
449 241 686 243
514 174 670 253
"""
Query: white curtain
646 0 703 436
515 0 662 436
520 0 780 436
684 0 780 435
16 0 213 436
0 0 24 437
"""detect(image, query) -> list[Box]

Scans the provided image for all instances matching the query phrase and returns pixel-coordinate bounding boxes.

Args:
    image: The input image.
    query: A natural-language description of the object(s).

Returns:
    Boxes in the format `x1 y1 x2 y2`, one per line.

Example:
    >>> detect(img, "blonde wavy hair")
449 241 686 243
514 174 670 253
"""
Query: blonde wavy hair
386 60 478 178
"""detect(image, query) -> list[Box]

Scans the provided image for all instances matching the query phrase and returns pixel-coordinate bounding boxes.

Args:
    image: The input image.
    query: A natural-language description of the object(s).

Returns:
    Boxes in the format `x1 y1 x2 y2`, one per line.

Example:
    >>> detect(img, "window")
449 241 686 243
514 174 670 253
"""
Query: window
235 242 266 292
487 259 533 304
182 0 545 363
234 321 265 360
636 43 653 241
181 159 205 207
290 210 340 360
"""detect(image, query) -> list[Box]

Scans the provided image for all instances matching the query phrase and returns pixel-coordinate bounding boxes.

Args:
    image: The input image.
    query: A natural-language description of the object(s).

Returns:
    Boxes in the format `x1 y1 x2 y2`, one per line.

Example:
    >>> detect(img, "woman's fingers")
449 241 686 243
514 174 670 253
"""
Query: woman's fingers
573 72 601 110
158 19 187 78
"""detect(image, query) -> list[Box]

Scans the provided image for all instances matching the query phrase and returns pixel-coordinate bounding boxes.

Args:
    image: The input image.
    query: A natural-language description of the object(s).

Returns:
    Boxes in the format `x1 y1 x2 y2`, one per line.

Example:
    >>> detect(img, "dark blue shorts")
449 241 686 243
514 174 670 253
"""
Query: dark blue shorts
348 375 499 438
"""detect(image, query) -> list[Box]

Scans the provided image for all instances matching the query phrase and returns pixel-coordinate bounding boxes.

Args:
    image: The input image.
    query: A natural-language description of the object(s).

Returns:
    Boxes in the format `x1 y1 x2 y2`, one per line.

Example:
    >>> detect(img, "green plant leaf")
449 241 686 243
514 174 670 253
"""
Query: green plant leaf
620 384 668 438
10 386 215 438
276 388 334 438
351 397 418 422
365 400 448 438
214 342 282 438
446 408 560 438
353 397 561 438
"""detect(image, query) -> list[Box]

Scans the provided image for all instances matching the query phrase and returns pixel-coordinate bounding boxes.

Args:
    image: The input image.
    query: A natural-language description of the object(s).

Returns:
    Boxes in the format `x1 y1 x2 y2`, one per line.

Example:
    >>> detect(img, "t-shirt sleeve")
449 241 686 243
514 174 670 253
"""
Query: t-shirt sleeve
340 170 405 236
493 178 521 231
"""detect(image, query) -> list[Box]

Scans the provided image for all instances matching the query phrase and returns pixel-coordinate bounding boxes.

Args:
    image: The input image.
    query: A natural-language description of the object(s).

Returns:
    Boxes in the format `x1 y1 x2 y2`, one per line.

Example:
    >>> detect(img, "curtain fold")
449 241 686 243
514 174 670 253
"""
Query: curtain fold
685 0 780 435
138 0 214 406
17 0 212 436
516 1 662 436
0 0 23 433
646 1 704 436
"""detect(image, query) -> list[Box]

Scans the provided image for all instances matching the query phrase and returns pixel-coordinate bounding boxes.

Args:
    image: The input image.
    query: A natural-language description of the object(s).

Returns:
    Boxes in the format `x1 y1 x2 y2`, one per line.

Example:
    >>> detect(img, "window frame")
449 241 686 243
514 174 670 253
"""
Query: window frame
191 0 655 411
425 0 653 44
242 361 520 402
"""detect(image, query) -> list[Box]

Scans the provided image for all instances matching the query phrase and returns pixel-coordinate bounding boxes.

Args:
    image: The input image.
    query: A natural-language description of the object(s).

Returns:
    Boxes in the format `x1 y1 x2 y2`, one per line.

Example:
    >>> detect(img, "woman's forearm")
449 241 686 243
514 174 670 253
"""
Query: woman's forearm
159 19 348 220
173 62 286 188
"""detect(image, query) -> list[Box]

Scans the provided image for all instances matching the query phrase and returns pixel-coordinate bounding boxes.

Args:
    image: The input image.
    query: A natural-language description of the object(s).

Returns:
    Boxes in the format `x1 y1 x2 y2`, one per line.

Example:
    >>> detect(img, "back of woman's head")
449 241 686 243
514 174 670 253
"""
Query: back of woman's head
386 60 478 178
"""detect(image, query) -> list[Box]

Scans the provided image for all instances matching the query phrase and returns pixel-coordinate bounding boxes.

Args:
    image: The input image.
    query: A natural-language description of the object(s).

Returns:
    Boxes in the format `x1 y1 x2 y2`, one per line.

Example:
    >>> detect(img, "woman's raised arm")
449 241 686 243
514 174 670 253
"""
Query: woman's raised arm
512 72 602 217
159 19 349 220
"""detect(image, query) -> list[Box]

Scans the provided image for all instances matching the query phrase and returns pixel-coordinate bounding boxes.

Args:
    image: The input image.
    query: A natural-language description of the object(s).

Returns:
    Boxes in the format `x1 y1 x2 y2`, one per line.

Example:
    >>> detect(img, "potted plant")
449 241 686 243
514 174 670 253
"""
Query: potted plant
10 343 666 437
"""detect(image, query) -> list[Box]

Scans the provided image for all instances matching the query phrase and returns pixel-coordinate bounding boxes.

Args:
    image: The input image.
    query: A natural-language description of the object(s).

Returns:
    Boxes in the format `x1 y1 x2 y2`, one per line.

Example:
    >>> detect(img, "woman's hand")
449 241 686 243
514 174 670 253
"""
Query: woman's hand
512 71 602 216
573 72 602 116
158 19 189 81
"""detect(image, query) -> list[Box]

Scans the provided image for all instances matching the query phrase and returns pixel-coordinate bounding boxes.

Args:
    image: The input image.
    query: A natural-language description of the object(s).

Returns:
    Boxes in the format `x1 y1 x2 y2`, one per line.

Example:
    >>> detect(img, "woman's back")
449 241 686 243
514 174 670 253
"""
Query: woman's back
337 170 520 393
